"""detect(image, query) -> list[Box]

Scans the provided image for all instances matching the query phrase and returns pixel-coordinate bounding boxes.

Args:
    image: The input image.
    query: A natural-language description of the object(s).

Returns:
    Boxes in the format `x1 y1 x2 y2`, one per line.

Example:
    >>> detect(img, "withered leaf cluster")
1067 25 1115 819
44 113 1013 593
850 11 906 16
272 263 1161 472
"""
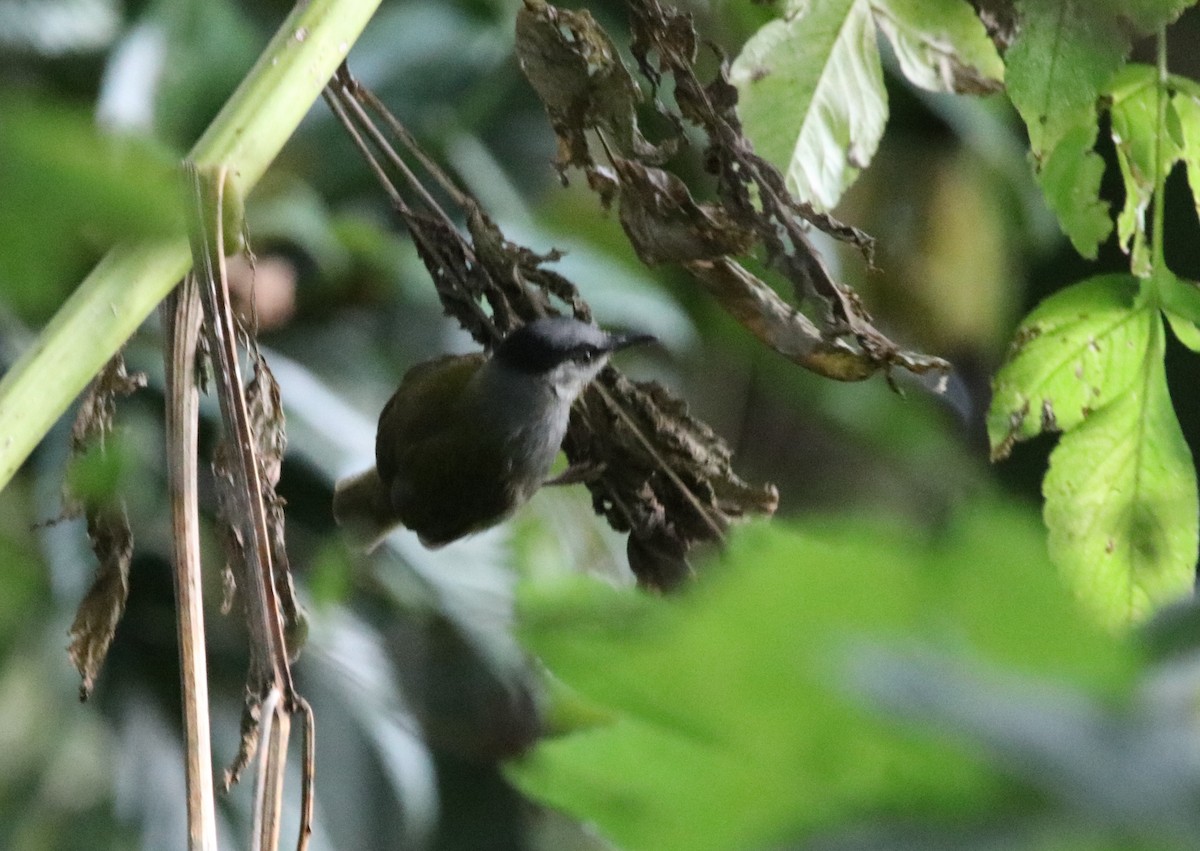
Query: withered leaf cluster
516 0 950 385
328 65 779 589
65 352 146 700
214 347 305 660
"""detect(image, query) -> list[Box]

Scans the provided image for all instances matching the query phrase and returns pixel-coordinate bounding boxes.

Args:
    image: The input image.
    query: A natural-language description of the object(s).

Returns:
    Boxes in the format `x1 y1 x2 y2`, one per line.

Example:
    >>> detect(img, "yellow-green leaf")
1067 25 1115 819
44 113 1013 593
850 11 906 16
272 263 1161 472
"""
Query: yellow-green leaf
1044 315 1198 628
987 274 1146 459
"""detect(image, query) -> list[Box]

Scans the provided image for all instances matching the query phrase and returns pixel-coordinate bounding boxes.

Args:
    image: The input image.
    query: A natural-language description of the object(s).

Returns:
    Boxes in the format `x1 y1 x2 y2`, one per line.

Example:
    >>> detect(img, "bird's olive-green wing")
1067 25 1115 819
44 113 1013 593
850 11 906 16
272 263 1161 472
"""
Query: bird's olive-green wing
374 353 522 545
390 421 517 546
375 353 486 485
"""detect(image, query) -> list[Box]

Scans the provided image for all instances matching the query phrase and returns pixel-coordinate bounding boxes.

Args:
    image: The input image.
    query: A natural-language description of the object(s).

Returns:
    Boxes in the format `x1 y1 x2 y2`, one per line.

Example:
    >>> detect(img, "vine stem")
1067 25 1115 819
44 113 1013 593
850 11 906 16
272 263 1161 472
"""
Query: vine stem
1151 27 1169 277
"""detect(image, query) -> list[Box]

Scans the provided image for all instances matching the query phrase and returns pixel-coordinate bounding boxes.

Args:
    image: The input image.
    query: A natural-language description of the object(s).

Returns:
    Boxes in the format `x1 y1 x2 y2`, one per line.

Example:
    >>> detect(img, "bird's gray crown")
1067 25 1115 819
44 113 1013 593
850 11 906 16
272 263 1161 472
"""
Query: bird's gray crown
494 316 647 374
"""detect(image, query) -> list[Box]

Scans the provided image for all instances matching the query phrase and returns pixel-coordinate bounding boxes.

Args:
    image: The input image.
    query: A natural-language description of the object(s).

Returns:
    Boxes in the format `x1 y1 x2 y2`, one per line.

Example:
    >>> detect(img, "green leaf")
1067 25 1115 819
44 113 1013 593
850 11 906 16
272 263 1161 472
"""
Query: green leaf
1174 84 1200 231
1005 1 1131 255
1110 0 1197 34
1035 119 1113 257
0 96 183 320
510 507 1137 850
1044 315 1198 629
1154 269 1200 351
1006 0 1128 158
869 0 1004 94
1165 311 1200 352
1108 65 1181 276
729 0 886 210
987 274 1146 458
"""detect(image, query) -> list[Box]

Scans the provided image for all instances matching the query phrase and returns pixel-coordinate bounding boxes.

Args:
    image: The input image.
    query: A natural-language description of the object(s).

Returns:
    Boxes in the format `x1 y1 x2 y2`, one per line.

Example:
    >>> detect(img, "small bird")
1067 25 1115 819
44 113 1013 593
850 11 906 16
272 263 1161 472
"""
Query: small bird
333 316 654 550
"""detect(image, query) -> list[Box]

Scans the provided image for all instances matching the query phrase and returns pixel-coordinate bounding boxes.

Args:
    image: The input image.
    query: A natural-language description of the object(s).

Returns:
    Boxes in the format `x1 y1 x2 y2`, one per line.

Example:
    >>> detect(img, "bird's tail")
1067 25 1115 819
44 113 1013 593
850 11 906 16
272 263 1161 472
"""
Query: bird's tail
332 468 396 552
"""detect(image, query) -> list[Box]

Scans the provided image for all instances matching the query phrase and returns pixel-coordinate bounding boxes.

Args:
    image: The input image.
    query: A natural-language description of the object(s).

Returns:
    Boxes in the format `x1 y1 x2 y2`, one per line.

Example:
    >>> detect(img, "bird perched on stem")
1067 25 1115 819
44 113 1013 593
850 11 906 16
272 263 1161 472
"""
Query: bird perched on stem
333 316 654 550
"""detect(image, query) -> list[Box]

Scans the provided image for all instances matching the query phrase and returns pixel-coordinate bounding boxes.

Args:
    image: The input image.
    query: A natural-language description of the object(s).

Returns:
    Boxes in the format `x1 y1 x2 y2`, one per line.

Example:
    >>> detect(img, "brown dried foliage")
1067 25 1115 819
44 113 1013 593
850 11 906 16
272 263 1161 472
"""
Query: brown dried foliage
65 353 146 700
516 0 950 385
328 62 779 589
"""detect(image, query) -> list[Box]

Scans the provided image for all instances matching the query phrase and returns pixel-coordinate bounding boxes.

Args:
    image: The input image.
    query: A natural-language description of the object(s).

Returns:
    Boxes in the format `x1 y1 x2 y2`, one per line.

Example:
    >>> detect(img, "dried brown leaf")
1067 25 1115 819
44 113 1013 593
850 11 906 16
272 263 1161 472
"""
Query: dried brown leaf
213 351 308 679
685 258 876 381
564 372 778 591
69 353 147 452
515 0 664 175
212 440 245 608
67 506 133 700
466 202 591 326
614 158 755 265
223 684 266 792
331 70 777 587
65 353 145 699
570 0 947 384
247 353 307 662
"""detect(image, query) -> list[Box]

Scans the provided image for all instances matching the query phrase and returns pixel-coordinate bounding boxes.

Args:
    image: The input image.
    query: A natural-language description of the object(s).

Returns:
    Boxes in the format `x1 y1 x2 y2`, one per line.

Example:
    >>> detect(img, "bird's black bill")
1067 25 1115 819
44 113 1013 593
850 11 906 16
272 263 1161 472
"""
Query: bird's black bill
606 331 657 352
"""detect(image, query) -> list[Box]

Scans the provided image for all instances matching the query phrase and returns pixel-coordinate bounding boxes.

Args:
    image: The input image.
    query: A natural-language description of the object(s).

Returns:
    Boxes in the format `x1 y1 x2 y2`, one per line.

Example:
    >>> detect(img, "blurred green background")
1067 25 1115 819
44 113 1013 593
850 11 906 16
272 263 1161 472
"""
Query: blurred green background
4 1 1200 849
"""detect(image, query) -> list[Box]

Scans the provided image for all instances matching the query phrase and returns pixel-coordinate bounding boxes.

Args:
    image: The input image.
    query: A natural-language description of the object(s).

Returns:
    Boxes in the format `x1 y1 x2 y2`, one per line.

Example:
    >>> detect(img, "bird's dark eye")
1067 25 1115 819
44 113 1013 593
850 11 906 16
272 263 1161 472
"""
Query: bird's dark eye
574 346 598 363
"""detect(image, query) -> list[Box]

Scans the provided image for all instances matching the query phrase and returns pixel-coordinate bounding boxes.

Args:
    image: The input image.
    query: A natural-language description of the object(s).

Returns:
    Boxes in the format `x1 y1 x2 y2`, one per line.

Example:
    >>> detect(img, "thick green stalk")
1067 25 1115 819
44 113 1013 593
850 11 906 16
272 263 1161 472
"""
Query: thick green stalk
0 0 380 490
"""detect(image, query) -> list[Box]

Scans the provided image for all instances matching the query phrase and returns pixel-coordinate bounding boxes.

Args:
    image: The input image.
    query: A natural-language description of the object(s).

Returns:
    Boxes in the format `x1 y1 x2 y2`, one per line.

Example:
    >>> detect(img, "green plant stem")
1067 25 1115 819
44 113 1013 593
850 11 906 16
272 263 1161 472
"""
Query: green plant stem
0 0 381 492
1151 27 1169 276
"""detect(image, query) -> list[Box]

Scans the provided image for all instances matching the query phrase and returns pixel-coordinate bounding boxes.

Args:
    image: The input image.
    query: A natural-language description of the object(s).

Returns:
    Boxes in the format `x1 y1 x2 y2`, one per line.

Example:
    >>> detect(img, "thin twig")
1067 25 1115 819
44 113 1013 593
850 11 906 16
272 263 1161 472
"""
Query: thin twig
322 81 497 336
1151 27 1169 276
163 276 219 851
353 81 471 209
335 80 460 231
322 83 413 215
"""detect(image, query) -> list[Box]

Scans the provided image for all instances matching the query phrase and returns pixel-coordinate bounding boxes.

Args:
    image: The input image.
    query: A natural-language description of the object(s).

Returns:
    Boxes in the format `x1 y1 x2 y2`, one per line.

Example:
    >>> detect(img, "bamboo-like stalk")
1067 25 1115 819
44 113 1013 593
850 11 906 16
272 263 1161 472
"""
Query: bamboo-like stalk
163 278 219 851
0 0 382 493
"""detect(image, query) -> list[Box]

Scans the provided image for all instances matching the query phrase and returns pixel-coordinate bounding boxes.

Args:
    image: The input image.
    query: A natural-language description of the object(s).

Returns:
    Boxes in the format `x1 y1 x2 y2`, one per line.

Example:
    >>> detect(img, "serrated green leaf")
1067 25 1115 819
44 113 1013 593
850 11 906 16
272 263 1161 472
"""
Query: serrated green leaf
869 0 1004 94
1165 311 1200 352
1006 1 1132 254
1106 0 1196 35
1155 269 1200 351
730 0 886 210
1108 64 1181 275
987 275 1146 458
1174 86 1200 230
1044 315 1198 629
1035 119 1113 257
1006 0 1128 158
511 509 1137 850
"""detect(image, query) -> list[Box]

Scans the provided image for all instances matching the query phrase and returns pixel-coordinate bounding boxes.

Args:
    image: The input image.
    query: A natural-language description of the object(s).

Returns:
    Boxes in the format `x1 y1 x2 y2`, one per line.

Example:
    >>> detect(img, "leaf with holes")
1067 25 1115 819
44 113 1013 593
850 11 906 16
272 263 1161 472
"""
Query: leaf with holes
1108 65 1182 276
987 274 1149 460
1034 117 1113 257
1043 315 1197 628
1005 1 1125 255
